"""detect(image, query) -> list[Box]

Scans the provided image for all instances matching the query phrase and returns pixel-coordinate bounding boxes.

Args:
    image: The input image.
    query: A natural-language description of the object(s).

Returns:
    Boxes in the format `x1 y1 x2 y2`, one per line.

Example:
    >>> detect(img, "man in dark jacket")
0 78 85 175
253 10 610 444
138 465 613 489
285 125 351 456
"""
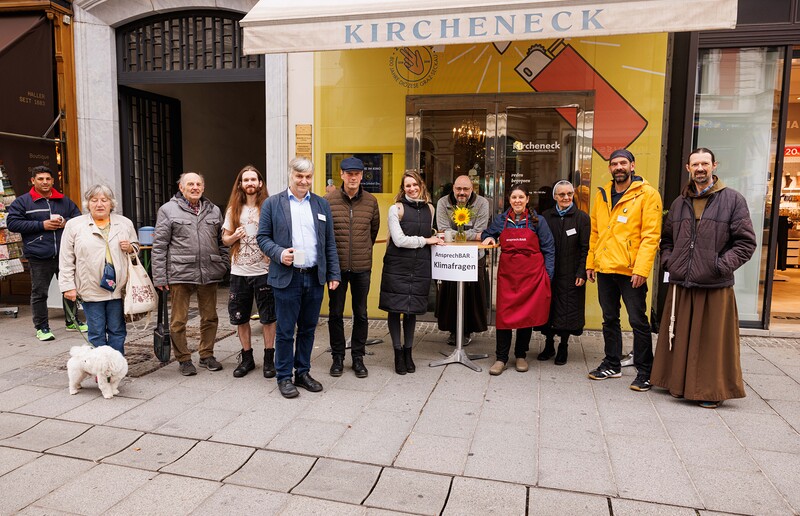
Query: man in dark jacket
257 157 341 398
651 148 756 408
325 157 380 378
6 166 85 341
152 172 228 376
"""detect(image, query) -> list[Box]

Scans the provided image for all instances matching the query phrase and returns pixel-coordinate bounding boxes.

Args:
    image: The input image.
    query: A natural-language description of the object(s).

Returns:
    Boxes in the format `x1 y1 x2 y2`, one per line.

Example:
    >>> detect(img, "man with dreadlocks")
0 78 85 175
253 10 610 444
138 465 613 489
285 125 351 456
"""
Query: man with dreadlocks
222 165 277 379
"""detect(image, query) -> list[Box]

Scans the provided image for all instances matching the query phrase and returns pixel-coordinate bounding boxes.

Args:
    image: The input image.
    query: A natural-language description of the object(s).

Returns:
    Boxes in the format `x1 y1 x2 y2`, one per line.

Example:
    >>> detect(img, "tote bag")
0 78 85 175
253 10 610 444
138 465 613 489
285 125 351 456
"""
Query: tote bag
124 253 158 322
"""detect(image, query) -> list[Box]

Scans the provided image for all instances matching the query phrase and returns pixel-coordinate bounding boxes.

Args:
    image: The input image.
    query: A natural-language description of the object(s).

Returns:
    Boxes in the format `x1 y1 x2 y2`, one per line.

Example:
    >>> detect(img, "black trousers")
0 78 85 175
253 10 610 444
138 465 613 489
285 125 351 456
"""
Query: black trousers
596 273 653 375
28 257 79 330
328 270 371 358
495 327 532 363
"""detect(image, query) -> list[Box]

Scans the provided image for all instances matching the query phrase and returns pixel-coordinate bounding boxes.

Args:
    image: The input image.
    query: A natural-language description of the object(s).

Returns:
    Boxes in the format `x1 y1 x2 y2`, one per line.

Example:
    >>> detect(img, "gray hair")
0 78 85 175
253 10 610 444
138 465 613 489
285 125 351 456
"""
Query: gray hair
178 171 205 187
82 184 118 212
288 157 314 177
552 180 574 199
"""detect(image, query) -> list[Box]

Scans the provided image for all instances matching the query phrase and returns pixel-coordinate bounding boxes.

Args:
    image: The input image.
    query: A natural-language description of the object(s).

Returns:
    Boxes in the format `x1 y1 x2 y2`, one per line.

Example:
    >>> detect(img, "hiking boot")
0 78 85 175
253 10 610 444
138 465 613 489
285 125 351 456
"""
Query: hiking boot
352 356 368 378
588 363 621 380
515 357 529 372
403 347 415 373
179 360 197 376
65 322 88 332
330 355 344 377
36 328 55 341
199 356 223 371
263 348 276 378
489 360 506 376
233 349 255 378
629 373 651 392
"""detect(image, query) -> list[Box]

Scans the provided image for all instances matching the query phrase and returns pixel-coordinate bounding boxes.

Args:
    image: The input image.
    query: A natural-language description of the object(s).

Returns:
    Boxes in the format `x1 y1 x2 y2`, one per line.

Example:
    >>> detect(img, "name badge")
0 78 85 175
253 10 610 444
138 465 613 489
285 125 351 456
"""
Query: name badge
566 228 577 236
617 215 628 223
317 213 327 221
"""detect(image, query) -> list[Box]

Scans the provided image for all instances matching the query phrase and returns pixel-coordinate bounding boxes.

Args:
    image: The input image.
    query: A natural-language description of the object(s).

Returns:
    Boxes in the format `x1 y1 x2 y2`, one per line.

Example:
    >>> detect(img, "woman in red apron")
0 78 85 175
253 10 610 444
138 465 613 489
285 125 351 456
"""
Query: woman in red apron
481 184 555 375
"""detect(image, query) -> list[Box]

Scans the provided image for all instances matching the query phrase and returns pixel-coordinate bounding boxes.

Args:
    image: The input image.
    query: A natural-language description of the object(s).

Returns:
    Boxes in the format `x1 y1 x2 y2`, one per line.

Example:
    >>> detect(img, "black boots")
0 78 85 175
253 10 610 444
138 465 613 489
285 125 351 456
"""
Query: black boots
233 348 255 378
555 340 569 365
537 336 556 361
263 348 276 378
330 355 344 377
352 356 368 378
394 349 407 375
403 347 415 373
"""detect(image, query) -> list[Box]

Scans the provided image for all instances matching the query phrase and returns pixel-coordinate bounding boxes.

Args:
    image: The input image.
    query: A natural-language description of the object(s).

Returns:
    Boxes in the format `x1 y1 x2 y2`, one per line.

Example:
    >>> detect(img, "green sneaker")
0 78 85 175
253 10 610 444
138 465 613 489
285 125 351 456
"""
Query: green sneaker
66 322 88 332
36 328 56 341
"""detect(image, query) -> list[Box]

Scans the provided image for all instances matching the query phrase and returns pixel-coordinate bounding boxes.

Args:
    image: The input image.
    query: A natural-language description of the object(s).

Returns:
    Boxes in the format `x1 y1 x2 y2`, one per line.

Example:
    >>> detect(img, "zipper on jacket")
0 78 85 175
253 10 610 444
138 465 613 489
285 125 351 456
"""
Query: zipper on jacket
684 193 714 285
47 199 58 256
348 203 353 272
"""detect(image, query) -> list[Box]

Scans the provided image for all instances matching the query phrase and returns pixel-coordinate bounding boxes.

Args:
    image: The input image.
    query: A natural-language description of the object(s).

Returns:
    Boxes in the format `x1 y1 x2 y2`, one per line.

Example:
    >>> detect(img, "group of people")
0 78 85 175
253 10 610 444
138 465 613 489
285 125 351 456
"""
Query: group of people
7 145 756 408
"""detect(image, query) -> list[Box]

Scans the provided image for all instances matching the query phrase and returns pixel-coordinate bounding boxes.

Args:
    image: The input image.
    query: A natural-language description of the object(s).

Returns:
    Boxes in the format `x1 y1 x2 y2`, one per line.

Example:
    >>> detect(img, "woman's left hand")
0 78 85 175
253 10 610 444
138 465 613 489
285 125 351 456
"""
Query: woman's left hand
119 240 132 253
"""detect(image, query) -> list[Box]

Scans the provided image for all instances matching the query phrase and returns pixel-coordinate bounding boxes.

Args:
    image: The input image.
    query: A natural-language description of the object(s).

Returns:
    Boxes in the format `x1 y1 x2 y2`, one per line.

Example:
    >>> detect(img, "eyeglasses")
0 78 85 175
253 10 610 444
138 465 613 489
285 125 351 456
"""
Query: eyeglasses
555 192 574 197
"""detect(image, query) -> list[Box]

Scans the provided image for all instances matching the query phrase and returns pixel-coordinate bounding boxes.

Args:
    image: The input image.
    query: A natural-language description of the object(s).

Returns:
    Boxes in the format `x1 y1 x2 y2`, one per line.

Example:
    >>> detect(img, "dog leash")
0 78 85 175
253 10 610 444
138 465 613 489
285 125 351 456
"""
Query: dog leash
64 298 95 348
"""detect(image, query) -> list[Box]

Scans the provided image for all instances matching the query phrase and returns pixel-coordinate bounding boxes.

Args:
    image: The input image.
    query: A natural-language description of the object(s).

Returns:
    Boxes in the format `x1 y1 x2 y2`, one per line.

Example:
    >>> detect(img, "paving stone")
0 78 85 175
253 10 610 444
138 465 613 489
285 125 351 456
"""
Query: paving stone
767 399 800 434
327 409 416 465
49 425 143 461
18 505 76 515
115 375 181 400
225 449 316 492
202 382 271 412
293 457 381 504
14 387 98 418
156 406 242 440
367 384 430 414
606 435 702 508
33 463 156 515
365 468 450 516
687 465 793 515
429 365 491 403
0 446 41 476
0 418 90 452
300 388 376 425
464 419 537 485
104 473 220 515
59 394 145 425
412 398 481 438
749 449 800 513
394 431 470 475
595 395 669 438
662 419 757 471
192 484 289 515
211 398 310 448
538 447 616 496
281 494 366 515
528 487 609 514
743 372 800 401
105 384 214 431
0 412 42 440
0 385 59 411
479 380 538 425
268 418 348 456
538 407 605 452
740 354 787 375
719 411 800 454
161 440 254 480
0 455 94 513
611 497 697 515
103 433 197 471
442 476 526 515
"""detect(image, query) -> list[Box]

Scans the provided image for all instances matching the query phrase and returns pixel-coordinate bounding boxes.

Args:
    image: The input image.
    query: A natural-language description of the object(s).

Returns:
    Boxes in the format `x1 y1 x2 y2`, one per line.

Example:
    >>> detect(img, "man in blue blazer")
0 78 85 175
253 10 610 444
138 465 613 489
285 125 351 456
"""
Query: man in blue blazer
257 157 341 398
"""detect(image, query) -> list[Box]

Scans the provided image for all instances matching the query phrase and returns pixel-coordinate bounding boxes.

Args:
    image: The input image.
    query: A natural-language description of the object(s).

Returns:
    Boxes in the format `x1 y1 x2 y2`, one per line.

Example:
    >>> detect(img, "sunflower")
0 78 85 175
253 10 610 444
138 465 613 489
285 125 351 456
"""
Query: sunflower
451 206 472 226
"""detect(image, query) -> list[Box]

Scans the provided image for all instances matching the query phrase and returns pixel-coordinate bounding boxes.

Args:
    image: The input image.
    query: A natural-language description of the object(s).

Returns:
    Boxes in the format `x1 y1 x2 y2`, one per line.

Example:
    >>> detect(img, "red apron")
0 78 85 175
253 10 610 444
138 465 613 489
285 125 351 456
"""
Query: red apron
495 210 551 330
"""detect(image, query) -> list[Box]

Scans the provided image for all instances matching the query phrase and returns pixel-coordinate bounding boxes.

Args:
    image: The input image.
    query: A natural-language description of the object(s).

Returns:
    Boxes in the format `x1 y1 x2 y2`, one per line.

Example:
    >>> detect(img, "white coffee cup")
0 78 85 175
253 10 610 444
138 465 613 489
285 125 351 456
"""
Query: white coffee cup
293 249 306 266
444 229 455 243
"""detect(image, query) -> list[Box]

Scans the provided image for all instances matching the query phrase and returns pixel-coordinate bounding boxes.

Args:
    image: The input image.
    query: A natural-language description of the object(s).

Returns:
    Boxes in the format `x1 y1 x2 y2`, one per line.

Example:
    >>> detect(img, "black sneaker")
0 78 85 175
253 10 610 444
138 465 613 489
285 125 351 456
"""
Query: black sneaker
630 373 652 392
588 363 622 380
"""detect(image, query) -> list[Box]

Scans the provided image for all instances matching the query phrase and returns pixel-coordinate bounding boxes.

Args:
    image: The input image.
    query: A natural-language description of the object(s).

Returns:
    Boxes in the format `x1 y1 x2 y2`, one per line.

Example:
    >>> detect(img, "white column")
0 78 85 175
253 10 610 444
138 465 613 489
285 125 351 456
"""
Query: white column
265 53 288 195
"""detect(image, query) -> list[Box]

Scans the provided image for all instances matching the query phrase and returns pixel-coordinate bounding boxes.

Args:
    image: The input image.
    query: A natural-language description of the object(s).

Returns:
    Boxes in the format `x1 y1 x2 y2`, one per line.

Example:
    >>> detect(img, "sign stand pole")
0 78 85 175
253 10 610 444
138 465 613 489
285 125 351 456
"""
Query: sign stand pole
429 279 488 371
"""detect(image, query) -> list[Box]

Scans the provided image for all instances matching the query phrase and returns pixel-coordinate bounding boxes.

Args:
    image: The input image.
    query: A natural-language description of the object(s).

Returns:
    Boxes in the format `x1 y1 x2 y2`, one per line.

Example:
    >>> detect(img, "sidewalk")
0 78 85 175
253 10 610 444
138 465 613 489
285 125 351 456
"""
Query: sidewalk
0 293 799 515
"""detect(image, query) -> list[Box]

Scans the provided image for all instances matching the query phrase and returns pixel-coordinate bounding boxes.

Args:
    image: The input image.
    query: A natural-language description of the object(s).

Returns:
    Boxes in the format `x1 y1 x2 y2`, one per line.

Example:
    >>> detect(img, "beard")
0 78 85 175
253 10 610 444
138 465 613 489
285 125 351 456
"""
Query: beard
613 171 630 184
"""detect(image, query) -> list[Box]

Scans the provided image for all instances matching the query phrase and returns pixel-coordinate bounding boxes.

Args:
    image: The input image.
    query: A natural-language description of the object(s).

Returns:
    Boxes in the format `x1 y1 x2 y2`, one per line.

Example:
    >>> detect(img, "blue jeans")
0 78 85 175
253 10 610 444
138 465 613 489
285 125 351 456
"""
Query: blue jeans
82 299 126 355
328 270 371 358
596 273 653 375
272 268 324 382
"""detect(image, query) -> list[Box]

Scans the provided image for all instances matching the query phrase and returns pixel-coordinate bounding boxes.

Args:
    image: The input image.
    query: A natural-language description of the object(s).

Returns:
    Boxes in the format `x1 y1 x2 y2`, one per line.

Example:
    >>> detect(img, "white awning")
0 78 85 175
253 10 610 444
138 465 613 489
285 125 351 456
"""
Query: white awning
241 0 737 54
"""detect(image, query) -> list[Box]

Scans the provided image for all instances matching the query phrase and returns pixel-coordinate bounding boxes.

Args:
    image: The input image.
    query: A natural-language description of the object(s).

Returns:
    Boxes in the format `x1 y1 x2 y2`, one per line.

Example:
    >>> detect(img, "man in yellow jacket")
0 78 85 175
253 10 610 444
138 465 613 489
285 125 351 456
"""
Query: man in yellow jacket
586 149 662 392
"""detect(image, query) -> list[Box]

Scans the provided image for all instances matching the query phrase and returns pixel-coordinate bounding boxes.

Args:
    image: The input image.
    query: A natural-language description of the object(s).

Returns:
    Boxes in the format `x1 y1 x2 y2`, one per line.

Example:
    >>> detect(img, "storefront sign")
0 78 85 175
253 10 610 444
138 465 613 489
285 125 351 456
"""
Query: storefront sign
241 0 737 55
295 124 312 158
431 246 478 282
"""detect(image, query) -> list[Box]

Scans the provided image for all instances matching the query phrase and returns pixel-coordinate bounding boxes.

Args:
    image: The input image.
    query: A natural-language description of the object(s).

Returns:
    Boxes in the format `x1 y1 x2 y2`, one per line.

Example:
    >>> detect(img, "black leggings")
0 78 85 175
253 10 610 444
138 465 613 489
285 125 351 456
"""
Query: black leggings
495 327 532 363
388 312 416 350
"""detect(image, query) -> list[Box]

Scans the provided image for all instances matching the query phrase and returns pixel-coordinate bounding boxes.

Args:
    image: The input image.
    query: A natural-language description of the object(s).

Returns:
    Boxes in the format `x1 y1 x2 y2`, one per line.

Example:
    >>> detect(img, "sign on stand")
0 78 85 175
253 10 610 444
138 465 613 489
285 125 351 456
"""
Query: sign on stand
431 246 478 282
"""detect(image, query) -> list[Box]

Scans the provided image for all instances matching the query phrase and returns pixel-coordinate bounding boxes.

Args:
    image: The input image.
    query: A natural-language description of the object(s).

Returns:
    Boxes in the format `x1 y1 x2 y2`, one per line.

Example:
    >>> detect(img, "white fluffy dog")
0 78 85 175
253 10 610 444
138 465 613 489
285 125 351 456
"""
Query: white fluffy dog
67 345 128 399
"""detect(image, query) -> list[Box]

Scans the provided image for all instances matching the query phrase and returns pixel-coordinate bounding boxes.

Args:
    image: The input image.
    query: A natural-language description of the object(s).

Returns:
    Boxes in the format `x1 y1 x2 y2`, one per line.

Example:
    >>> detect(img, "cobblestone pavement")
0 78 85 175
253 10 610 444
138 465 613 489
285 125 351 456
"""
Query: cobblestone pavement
0 292 799 515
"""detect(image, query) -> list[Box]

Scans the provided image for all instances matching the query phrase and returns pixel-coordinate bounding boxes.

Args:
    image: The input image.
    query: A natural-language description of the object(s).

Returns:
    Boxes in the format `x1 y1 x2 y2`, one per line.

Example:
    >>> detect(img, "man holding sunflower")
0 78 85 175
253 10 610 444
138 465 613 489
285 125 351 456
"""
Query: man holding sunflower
435 175 491 344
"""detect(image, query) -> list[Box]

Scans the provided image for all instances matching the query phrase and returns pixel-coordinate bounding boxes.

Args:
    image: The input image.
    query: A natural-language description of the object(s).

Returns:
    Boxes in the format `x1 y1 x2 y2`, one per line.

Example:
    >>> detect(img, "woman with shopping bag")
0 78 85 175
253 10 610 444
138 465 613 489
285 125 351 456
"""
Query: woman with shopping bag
59 185 139 354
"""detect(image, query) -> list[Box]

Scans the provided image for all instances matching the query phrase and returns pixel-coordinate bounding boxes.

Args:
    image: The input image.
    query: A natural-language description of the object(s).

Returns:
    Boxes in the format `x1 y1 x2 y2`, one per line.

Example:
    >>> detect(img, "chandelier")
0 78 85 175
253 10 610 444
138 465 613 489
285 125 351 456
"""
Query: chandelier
452 119 485 143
